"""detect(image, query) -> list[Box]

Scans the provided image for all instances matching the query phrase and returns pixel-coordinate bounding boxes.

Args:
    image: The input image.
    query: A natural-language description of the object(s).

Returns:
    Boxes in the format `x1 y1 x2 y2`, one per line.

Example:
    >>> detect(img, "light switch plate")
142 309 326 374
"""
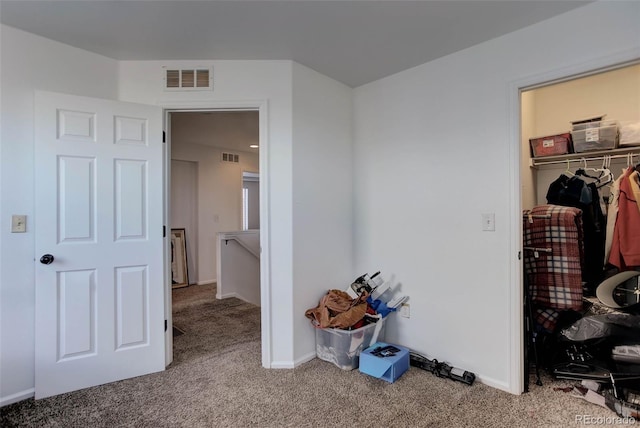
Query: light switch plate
482 213 495 232
11 215 27 233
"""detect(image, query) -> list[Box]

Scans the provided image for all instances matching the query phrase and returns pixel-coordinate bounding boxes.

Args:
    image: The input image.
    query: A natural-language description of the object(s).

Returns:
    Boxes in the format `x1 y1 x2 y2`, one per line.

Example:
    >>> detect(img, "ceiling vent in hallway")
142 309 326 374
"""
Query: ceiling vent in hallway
221 152 240 163
163 67 212 90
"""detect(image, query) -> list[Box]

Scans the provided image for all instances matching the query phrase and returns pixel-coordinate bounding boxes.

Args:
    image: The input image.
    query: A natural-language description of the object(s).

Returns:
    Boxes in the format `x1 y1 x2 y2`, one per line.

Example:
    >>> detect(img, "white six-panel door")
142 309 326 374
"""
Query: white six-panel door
34 91 165 399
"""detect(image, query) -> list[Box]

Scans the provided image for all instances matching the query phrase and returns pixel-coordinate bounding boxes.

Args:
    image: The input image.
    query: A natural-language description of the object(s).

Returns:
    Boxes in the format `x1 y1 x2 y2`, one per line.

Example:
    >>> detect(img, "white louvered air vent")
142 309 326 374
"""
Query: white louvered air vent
221 152 240 163
164 67 212 91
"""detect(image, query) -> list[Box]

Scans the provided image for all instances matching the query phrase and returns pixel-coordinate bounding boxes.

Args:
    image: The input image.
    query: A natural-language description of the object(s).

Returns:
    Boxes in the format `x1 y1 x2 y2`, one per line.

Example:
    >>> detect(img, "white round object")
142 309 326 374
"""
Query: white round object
596 271 640 308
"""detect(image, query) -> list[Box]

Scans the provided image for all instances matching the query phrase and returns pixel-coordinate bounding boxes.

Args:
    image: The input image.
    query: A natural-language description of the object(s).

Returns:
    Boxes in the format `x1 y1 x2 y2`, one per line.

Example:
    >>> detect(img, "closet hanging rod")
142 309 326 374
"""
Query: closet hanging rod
531 152 639 167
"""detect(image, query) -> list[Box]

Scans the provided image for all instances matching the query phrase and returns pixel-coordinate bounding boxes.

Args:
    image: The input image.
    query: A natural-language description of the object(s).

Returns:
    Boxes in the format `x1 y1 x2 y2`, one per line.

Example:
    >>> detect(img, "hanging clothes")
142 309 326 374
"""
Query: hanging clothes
546 174 606 291
609 166 640 270
546 174 591 206
585 181 606 282
604 172 624 264
630 170 640 213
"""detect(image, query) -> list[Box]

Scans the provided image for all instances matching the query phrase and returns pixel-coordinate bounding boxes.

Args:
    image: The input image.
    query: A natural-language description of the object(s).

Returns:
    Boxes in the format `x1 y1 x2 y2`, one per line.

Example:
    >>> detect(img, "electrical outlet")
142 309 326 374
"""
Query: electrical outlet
400 303 410 318
11 215 26 233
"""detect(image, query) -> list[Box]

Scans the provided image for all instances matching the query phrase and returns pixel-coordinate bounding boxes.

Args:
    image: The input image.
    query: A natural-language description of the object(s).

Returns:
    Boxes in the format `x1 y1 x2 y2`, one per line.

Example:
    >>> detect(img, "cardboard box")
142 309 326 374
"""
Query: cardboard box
359 342 410 383
315 319 385 370
529 133 572 157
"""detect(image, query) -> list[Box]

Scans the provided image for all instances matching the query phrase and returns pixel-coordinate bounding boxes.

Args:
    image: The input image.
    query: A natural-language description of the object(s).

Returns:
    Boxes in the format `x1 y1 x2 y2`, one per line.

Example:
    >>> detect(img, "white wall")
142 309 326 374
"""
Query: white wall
171 142 258 284
0 25 119 405
353 1 640 392
291 63 354 364
532 64 640 138
117 59 297 367
171 159 198 284
217 230 261 305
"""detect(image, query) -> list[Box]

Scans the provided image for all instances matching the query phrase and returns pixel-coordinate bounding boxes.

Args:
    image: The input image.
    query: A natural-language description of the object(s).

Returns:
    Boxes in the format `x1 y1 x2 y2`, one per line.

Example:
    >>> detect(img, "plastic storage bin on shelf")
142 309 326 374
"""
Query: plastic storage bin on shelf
315 318 385 370
619 121 640 147
571 120 619 153
529 133 572 157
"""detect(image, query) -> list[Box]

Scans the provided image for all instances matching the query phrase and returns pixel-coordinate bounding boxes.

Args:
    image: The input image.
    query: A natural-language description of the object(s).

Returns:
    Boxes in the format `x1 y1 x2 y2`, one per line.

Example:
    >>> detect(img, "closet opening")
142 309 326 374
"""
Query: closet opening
519 61 640 398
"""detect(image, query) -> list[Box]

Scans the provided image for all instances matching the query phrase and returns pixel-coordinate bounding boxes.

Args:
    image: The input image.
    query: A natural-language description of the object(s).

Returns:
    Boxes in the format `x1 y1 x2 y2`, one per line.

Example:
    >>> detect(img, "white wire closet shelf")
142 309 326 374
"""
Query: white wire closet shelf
530 147 640 168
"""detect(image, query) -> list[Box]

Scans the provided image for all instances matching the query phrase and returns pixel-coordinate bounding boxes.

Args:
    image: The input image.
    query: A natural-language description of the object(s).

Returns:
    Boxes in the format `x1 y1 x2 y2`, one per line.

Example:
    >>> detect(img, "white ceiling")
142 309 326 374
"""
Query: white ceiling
171 111 259 154
0 0 590 88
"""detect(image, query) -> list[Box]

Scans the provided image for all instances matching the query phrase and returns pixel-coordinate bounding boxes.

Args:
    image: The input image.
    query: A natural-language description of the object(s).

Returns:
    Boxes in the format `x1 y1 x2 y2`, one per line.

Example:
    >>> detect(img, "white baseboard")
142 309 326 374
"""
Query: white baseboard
1 388 35 407
217 291 260 307
196 280 216 286
270 360 296 369
217 291 242 300
270 357 512 392
476 374 512 394
294 351 317 367
269 351 316 369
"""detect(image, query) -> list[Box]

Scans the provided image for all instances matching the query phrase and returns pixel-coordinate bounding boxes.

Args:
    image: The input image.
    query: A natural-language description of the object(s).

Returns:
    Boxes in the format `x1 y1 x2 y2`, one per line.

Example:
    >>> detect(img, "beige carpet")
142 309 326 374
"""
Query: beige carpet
0 283 619 427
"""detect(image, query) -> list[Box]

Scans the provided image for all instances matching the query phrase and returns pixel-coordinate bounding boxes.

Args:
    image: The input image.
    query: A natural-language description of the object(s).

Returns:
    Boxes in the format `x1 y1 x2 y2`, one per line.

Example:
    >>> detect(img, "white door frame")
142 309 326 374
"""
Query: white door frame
507 48 640 394
160 99 271 368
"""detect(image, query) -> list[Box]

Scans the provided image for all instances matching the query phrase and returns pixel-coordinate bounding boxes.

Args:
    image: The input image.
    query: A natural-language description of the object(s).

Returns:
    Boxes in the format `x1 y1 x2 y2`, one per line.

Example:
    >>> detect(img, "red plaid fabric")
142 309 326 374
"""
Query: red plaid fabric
523 205 584 314
534 307 561 332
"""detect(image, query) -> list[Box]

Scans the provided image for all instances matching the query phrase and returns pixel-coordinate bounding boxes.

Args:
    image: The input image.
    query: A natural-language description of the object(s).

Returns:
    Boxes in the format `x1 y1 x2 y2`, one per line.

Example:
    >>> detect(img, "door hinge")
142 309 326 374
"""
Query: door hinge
163 225 166 237
165 320 168 332
163 131 166 143
518 251 522 260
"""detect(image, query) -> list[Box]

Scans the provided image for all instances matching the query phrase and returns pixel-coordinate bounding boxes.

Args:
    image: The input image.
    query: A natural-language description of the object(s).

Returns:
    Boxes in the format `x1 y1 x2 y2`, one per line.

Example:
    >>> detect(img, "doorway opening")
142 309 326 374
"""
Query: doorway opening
516 60 640 393
165 108 264 365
